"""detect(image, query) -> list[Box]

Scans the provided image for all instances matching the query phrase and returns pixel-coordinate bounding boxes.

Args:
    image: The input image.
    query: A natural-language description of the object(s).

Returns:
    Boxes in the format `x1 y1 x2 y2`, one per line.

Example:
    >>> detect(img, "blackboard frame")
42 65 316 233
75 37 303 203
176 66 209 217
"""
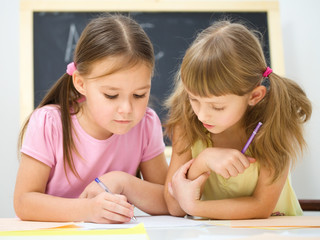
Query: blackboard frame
20 0 284 128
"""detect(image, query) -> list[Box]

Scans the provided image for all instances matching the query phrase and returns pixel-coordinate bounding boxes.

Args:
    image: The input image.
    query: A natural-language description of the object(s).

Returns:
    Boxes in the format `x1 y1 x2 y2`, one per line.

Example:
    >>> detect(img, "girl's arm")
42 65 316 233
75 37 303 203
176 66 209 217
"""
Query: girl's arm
170 159 289 219
125 152 169 215
188 147 256 180
14 153 134 223
164 125 193 217
80 153 169 215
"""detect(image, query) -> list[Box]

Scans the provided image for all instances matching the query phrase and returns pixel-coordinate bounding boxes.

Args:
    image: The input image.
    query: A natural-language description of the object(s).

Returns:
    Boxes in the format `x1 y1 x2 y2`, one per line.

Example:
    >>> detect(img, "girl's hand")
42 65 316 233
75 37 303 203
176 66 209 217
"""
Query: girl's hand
80 171 126 199
87 191 134 223
168 160 210 213
197 148 256 179
80 180 105 199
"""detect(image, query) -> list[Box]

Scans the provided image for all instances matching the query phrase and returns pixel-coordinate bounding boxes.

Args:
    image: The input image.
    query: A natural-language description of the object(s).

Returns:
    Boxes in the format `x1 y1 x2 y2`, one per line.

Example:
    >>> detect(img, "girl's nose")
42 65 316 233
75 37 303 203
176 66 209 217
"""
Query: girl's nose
118 99 132 114
197 105 211 123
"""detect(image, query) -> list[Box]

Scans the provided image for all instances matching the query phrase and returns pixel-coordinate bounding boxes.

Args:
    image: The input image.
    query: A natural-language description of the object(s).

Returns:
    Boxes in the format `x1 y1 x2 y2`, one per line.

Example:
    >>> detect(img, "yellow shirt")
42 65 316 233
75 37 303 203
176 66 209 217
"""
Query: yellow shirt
191 140 303 216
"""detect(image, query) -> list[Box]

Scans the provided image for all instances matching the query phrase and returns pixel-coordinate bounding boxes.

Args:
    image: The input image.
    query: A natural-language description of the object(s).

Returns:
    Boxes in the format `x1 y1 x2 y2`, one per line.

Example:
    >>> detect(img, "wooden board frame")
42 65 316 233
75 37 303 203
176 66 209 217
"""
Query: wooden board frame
20 0 284 126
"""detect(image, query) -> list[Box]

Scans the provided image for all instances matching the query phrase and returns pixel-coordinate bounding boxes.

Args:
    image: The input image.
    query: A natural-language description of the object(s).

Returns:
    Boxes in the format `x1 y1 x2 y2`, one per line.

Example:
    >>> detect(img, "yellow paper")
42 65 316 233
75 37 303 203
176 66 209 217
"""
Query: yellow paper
0 223 147 237
0 218 77 231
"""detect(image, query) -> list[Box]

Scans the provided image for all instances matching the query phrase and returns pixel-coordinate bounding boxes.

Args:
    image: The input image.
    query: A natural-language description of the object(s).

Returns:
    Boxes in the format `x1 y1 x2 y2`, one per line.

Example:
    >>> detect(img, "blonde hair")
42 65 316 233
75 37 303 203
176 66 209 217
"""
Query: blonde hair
165 21 312 181
18 14 154 178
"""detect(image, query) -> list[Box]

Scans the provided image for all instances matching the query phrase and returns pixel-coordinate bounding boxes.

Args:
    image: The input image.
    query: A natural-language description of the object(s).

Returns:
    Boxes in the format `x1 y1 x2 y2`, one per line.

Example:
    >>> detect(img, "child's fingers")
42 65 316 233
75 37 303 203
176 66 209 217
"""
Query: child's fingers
238 154 256 169
172 160 193 184
102 204 133 222
227 165 240 177
105 193 132 209
101 194 134 219
231 158 246 174
179 159 194 175
167 182 174 197
193 172 210 187
113 193 129 203
101 210 132 223
229 155 256 177
89 192 134 223
248 157 256 163
220 169 231 179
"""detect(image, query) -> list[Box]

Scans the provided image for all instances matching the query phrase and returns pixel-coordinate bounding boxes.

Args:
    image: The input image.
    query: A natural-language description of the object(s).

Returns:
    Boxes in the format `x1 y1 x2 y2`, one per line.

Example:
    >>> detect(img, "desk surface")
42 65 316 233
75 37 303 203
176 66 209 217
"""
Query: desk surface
146 225 320 240
145 211 320 240
1 213 320 240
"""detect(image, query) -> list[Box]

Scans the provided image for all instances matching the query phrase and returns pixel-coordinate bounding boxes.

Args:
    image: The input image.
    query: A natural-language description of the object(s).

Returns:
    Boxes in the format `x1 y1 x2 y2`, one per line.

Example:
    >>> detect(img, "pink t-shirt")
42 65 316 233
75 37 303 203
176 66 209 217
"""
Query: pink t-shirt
21 105 165 198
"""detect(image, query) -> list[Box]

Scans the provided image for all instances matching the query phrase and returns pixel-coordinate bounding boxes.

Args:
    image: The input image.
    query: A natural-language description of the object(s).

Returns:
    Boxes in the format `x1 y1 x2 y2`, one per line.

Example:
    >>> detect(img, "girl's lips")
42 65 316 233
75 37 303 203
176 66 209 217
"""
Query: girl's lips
203 123 214 129
114 120 131 124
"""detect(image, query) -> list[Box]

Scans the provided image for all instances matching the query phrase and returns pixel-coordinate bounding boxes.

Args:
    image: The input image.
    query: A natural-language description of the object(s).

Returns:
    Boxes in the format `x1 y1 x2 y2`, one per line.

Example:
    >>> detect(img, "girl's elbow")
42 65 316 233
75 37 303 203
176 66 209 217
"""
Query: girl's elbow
164 188 186 217
253 207 274 219
256 212 271 219
14 194 31 221
14 200 26 220
168 207 185 217
166 200 186 217
15 212 30 221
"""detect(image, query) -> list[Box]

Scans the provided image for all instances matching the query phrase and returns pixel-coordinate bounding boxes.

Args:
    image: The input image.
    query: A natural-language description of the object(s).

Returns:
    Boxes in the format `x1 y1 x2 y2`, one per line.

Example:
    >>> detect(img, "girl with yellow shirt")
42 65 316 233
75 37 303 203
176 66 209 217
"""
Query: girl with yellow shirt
164 20 312 219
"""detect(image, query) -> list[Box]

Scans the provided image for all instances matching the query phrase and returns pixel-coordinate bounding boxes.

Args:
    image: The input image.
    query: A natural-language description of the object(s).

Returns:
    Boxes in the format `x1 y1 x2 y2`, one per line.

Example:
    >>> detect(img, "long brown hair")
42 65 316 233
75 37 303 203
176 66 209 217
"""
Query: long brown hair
165 21 312 181
18 14 154 178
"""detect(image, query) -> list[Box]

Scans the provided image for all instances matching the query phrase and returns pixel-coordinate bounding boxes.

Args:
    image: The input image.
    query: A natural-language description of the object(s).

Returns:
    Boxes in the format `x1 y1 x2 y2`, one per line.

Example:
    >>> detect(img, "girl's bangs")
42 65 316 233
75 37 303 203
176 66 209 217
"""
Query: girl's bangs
86 54 152 80
181 51 234 97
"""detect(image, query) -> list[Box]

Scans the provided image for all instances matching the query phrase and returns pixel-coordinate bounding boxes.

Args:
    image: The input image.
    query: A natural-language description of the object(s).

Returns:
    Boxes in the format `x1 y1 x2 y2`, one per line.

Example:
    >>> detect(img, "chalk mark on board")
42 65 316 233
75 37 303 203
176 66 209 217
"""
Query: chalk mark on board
155 51 164 61
140 23 154 29
65 23 80 62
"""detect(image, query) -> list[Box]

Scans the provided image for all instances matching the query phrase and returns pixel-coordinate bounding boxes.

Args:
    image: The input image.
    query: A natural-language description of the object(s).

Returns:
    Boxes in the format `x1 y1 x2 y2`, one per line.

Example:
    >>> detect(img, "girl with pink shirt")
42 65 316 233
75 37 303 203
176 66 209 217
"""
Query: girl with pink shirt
14 14 168 223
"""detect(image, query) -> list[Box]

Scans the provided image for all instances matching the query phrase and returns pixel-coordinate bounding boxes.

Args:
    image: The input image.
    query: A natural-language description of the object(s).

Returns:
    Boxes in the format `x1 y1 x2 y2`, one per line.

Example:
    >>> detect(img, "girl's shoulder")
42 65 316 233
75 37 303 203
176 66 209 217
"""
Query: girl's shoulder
30 104 62 126
140 107 162 126
133 107 163 139
33 104 61 115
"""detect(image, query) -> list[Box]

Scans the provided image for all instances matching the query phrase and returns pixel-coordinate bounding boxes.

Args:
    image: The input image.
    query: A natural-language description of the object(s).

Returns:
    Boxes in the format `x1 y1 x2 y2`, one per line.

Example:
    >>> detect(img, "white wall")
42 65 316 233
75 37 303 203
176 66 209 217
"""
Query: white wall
279 0 320 199
0 0 20 217
0 0 319 217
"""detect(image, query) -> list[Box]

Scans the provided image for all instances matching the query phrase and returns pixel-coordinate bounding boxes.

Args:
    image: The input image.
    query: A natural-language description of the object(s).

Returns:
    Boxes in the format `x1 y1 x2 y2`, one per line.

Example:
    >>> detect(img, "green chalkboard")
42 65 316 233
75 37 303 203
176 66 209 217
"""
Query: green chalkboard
33 12 270 123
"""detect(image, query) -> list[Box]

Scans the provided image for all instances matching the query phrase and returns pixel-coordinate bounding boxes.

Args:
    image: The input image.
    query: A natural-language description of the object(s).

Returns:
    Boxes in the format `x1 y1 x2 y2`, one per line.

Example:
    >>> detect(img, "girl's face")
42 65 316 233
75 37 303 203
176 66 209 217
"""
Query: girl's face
76 58 152 140
187 90 250 135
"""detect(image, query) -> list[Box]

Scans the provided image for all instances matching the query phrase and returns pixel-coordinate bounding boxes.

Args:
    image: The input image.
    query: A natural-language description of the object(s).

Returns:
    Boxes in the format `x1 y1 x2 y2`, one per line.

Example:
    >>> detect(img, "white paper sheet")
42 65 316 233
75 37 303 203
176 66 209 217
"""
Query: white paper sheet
77 215 209 229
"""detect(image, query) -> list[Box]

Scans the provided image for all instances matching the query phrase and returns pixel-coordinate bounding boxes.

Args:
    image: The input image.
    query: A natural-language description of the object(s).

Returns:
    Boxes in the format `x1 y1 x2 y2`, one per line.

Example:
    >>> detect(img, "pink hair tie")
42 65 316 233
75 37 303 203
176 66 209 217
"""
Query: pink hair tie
263 66 273 77
66 62 77 76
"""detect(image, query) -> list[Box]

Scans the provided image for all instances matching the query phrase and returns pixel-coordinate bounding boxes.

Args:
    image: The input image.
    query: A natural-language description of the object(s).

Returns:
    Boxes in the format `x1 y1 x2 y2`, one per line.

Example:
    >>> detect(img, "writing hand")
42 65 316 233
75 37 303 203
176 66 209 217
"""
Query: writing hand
80 171 125 199
87 192 134 223
80 180 104 199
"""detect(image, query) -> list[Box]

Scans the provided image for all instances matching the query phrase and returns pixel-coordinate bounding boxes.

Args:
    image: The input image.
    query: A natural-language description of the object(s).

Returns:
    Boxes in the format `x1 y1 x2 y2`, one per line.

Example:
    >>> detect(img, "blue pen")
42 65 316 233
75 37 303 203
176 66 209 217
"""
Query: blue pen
241 122 262 154
95 178 137 221
95 178 112 193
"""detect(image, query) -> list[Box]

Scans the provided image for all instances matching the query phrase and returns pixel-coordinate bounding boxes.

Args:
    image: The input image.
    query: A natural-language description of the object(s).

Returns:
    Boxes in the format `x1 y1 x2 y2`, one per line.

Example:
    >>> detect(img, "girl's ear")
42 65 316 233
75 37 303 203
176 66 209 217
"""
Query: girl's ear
248 85 266 106
72 71 86 95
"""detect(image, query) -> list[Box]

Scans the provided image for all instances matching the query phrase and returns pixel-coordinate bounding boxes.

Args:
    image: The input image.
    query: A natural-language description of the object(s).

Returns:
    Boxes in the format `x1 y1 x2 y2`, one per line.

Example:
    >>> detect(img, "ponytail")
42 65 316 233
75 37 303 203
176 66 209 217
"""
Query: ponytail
18 73 82 178
249 72 312 182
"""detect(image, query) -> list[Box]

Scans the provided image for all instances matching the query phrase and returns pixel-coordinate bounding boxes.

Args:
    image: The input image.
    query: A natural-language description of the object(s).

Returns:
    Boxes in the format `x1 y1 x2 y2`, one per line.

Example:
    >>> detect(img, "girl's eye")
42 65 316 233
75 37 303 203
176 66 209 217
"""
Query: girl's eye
104 94 118 99
133 93 147 99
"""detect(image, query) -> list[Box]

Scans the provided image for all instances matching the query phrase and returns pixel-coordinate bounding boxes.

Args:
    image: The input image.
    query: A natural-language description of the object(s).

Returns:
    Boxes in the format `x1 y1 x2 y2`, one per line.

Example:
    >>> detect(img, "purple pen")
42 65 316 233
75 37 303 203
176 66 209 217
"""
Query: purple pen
241 122 262 154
